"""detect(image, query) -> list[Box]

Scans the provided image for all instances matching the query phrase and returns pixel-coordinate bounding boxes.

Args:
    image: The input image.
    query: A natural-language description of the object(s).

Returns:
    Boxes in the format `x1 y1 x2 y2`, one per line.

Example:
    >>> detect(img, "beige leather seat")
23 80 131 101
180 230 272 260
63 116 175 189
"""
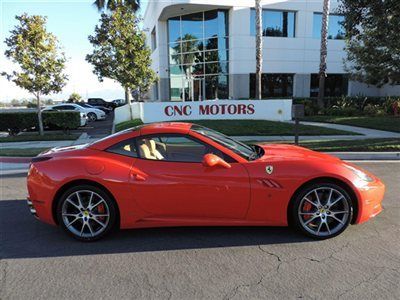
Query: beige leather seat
139 139 164 160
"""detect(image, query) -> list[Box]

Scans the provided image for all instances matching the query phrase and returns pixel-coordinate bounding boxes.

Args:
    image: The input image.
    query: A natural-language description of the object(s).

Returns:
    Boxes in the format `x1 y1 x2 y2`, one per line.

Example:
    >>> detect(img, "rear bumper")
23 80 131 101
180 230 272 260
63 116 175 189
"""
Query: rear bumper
355 179 385 224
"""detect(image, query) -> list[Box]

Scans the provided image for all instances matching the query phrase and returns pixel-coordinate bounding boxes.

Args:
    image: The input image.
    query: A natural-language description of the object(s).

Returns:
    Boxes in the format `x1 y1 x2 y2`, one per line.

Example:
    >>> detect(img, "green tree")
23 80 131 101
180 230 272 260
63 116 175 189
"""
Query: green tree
2 14 68 135
87 5 156 109
339 0 400 86
93 0 140 11
68 92 82 103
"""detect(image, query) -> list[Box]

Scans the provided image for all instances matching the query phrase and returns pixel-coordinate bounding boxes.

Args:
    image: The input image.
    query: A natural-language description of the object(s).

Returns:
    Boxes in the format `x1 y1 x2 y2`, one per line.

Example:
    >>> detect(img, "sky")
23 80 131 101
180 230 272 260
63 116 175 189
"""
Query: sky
0 0 149 102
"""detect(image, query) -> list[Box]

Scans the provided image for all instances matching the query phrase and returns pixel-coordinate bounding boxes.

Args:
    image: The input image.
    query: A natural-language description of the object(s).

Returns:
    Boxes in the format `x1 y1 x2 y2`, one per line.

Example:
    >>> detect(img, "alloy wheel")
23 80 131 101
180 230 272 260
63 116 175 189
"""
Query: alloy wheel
297 187 350 237
61 190 110 238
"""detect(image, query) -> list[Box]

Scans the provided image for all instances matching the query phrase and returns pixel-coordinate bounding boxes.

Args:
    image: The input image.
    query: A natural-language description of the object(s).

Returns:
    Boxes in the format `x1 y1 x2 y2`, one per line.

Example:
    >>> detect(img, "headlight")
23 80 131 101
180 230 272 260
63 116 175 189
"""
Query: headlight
345 164 373 182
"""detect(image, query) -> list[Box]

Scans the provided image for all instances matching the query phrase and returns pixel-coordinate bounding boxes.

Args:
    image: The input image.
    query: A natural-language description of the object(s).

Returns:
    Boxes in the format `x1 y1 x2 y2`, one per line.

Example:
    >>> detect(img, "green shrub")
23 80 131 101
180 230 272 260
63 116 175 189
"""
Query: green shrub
0 112 38 135
0 111 81 135
42 111 81 132
294 96 400 117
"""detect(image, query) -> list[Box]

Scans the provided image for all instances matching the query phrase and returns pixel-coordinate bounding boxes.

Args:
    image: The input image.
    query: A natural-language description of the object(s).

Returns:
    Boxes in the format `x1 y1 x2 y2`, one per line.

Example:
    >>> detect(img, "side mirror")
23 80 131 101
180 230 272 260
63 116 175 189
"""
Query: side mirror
202 153 231 169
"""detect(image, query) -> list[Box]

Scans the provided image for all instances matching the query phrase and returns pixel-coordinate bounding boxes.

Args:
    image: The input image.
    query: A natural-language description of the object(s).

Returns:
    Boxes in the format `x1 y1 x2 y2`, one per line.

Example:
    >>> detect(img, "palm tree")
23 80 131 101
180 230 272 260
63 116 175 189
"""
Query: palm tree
93 0 140 11
317 0 330 108
255 0 263 100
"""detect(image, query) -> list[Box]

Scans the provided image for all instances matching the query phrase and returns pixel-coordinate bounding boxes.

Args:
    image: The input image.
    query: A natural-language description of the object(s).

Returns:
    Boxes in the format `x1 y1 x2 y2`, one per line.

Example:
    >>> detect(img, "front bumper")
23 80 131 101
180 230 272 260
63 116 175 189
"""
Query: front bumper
355 179 385 224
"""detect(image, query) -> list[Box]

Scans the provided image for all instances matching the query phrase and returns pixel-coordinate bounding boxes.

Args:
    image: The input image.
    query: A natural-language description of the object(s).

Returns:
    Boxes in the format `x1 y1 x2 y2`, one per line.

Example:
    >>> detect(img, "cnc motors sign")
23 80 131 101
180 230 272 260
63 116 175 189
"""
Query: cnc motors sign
141 100 292 123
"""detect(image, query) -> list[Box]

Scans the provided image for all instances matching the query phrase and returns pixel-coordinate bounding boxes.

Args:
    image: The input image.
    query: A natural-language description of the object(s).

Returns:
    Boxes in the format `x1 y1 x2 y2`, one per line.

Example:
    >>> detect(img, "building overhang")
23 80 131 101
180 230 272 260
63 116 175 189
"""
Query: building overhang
159 3 233 21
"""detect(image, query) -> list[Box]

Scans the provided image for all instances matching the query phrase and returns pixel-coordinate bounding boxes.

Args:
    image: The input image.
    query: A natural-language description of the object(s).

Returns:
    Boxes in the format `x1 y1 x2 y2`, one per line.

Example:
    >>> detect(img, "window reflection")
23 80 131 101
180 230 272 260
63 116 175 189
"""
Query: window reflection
313 13 345 40
250 9 296 37
310 74 348 97
168 10 229 101
249 74 294 98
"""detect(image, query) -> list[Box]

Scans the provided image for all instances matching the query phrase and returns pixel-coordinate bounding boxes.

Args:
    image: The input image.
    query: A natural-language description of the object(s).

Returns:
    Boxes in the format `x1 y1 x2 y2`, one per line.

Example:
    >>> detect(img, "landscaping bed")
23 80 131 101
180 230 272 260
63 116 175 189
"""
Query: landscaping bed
0 133 79 143
257 138 400 152
115 119 356 136
0 148 50 157
301 116 400 133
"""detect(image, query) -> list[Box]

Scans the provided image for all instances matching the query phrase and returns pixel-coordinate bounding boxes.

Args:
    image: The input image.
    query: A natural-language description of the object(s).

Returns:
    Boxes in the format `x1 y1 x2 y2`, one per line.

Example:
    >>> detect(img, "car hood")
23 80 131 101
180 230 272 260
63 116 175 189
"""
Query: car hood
257 144 341 163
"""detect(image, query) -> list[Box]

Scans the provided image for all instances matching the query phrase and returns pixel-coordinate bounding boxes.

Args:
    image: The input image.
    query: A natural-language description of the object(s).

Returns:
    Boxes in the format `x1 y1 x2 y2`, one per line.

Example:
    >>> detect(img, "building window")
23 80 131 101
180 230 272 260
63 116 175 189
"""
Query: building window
249 74 294 98
250 9 296 37
313 13 345 40
151 27 157 51
310 74 348 97
153 80 159 100
167 10 229 101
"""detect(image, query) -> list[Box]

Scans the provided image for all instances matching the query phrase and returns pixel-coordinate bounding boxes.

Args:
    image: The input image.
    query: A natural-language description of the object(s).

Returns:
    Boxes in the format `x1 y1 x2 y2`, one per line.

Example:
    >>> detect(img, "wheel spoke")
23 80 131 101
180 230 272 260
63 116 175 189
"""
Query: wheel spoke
66 217 80 227
329 214 345 224
331 210 349 215
304 197 318 207
91 198 105 210
327 189 333 205
92 213 109 218
314 190 321 206
316 220 323 235
75 192 83 208
87 222 94 236
330 195 344 207
299 212 315 216
62 213 79 217
80 223 86 236
92 217 106 228
304 215 319 225
66 198 80 210
326 221 331 235
88 192 94 209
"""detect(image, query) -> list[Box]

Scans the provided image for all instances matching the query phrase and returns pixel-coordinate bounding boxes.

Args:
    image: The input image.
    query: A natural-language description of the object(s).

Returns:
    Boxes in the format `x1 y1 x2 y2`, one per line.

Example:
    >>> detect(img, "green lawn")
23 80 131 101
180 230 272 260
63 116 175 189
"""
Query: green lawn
115 119 356 136
0 148 50 157
256 138 400 152
302 116 400 133
0 133 79 143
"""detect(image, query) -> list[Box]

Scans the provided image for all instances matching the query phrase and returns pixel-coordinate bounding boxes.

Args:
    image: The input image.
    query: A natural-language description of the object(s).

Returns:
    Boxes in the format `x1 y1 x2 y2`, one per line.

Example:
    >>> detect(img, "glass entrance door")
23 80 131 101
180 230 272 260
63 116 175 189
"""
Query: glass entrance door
184 77 205 101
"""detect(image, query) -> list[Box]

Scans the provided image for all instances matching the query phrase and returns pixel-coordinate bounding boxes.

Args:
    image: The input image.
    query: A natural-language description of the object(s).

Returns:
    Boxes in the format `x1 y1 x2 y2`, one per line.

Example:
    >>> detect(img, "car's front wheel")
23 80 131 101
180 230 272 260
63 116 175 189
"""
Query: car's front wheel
87 112 97 122
291 183 353 239
57 185 117 241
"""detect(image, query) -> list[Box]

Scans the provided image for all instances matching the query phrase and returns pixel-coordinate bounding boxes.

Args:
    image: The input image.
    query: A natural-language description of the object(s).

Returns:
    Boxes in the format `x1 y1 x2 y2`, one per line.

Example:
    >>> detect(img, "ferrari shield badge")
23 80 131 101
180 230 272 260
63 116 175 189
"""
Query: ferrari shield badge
265 165 274 174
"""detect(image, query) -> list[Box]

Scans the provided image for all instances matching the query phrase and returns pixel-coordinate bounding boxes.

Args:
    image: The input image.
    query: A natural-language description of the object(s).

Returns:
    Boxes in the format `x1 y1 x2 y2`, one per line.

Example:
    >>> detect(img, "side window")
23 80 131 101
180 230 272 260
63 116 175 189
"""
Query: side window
107 138 138 158
137 135 227 163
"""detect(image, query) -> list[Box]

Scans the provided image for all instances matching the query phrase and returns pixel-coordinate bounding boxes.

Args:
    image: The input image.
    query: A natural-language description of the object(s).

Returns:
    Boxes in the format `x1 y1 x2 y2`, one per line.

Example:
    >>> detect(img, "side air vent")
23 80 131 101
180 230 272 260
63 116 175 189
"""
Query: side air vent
258 179 283 189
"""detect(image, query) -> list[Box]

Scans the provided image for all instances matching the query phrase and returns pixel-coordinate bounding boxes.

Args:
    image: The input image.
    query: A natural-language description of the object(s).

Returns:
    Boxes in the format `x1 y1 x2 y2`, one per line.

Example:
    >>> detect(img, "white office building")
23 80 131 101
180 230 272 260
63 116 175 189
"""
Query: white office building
143 0 400 102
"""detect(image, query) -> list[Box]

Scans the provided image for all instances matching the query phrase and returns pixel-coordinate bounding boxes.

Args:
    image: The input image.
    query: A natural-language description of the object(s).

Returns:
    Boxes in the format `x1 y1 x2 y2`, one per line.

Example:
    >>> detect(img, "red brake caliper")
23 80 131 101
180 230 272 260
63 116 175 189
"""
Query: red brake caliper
303 202 312 220
97 204 105 221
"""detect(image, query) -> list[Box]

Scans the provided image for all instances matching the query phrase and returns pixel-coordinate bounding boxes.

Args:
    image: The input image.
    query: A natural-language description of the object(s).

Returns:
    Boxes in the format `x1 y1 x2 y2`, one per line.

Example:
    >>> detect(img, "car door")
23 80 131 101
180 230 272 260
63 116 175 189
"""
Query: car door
130 134 251 219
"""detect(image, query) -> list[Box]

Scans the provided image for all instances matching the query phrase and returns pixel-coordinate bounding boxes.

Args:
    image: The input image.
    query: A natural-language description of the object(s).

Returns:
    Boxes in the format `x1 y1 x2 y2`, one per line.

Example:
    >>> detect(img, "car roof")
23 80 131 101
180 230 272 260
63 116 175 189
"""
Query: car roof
140 122 193 135
89 122 194 150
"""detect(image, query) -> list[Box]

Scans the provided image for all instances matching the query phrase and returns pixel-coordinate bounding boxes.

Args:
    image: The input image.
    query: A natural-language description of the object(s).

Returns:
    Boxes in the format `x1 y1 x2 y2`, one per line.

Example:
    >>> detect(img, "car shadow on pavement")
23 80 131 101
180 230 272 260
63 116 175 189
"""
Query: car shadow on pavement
1 199 313 259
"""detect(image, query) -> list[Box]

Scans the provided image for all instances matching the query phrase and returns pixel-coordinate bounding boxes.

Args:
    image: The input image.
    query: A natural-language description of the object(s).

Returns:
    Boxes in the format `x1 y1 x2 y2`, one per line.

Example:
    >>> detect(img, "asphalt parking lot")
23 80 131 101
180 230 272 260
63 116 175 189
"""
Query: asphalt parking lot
1 162 399 299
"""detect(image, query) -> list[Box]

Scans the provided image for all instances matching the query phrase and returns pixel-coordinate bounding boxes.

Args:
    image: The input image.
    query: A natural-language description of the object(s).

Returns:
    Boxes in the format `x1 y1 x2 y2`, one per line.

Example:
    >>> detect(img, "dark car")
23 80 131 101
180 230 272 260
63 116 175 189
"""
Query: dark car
88 98 116 110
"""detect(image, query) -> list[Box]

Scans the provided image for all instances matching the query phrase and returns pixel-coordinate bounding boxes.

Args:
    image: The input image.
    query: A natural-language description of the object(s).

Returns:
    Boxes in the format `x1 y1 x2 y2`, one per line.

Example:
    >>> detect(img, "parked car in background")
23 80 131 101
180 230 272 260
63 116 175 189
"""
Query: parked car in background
88 98 116 110
112 99 125 107
44 107 88 127
77 103 112 115
45 103 106 122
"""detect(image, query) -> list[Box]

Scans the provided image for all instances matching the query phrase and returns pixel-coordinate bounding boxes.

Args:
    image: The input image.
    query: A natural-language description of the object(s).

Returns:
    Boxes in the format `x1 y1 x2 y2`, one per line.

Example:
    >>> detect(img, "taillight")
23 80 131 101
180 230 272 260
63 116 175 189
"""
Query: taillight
31 156 52 163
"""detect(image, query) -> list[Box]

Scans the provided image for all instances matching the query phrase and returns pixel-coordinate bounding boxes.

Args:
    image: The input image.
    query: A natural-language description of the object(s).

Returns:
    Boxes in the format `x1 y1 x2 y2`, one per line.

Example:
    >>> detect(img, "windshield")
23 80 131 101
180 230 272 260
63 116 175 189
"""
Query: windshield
191 125 261 161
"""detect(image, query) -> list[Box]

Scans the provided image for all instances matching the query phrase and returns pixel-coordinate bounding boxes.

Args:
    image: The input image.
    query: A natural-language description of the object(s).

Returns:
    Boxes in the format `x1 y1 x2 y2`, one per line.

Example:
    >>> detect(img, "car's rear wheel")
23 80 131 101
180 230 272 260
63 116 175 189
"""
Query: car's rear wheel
87 112 97 121
57 185 116 241
291 183 353 239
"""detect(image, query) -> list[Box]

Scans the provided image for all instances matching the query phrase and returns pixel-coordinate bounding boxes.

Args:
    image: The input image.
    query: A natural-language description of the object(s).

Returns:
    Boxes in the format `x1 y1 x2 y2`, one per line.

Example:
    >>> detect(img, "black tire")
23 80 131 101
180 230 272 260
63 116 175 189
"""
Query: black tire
87 112 97 122
290 182 353 240
57 185 117 242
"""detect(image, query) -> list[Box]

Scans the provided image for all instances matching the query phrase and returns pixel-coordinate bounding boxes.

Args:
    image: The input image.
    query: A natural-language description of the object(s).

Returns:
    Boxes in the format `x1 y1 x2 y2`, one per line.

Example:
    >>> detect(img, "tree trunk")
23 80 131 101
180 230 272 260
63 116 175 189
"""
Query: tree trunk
318 0 330 108
36 93 44 136
255 0 263 100
125 86 133 120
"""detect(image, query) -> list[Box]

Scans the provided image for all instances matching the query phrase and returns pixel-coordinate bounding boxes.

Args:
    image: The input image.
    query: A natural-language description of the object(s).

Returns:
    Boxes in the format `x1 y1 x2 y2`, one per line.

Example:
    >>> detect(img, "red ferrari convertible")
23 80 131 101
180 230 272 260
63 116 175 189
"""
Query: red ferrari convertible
27 122 385 241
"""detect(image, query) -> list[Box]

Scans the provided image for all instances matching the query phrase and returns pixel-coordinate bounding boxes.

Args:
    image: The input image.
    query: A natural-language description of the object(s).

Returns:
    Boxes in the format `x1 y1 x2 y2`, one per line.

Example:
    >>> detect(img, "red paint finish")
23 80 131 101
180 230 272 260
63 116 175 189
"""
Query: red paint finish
27 122 385 231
